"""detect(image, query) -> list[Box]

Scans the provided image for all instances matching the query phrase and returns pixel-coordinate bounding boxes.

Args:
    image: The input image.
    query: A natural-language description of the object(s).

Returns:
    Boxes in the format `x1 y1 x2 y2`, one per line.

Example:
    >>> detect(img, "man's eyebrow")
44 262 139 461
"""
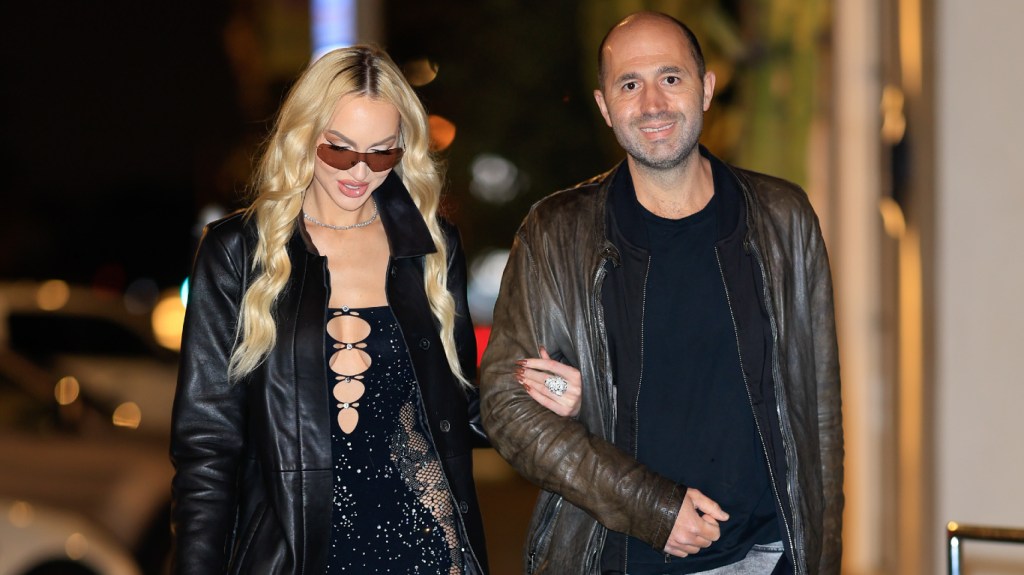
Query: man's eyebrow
613 71 641 85
613 65 686 85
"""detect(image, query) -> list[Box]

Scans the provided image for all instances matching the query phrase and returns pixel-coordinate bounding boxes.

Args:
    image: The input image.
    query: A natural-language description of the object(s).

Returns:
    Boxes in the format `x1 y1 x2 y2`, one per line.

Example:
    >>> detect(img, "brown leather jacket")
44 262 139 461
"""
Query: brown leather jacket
480 156 843 575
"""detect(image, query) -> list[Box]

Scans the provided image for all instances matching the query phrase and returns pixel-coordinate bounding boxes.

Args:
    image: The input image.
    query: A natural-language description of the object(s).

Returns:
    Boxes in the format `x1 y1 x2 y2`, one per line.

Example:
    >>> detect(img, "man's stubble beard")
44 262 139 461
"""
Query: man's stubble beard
613 111 703 172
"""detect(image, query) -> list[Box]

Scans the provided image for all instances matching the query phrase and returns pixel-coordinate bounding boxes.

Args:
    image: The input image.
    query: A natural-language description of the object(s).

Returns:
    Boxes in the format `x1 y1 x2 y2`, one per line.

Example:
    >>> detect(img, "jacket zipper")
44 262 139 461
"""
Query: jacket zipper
584 250 614 575
730 165 806 574
624 255 652 571
714 246 799 574
527 495 564 574
746 241 805 575
385 259 484 575
528 250 616 575
593 253 615 439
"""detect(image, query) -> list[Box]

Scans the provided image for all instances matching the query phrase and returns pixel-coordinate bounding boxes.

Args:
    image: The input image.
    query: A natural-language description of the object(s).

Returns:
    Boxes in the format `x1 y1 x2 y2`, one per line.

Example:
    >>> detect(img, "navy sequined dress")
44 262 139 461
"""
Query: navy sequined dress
325 305 463 574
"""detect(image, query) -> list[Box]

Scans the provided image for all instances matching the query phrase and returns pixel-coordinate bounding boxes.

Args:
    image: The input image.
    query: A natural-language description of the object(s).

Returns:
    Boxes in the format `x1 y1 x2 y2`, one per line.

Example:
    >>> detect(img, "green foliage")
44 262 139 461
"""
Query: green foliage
384 0 829 259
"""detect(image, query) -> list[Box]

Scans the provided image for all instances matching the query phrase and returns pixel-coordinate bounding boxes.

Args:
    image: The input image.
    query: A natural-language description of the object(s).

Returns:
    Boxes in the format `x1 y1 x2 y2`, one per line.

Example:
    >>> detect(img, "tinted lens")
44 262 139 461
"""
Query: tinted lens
316 144 404 172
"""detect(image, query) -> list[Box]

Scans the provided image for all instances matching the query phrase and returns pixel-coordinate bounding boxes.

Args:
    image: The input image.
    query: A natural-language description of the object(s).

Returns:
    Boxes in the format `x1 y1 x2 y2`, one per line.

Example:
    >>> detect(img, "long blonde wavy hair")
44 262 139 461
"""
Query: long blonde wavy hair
228 45 468 387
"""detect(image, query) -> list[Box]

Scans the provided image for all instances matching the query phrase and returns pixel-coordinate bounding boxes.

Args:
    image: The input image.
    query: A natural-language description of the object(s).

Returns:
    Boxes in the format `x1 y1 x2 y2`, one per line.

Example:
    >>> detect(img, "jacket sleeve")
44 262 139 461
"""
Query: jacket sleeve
443 221 487 447
169 225 249 575
806 215 844 575
480 224 684 551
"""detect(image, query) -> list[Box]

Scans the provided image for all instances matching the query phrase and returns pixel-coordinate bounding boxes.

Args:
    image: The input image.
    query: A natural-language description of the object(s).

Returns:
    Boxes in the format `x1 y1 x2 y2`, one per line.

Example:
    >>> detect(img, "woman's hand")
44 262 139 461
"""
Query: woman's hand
515 347 582 417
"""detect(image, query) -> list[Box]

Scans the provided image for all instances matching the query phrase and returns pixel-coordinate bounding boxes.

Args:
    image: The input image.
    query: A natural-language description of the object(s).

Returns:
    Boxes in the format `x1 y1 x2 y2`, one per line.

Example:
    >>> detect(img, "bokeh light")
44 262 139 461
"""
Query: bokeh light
65 532 89 560
54 376 80 406
311 0 356 59
8 500 34 528
36 280 70 311
467 249 510 325
469 154 523 204
152 288 187 351
429 115 457 152
403 58 439 87
112 402 142 430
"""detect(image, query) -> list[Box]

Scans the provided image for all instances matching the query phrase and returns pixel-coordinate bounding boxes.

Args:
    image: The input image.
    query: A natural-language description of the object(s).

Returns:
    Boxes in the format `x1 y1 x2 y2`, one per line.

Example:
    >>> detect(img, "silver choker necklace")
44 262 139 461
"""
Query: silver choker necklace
303 200 378 231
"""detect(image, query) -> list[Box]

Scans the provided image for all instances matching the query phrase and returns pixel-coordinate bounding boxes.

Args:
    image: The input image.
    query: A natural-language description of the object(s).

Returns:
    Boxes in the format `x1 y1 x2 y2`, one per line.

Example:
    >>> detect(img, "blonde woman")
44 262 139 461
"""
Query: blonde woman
169 45 578 575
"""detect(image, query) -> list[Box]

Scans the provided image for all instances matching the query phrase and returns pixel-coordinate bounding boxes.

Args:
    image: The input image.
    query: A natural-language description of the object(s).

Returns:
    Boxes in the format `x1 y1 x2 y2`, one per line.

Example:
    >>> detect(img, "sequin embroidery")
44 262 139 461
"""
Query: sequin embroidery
326 306 464 574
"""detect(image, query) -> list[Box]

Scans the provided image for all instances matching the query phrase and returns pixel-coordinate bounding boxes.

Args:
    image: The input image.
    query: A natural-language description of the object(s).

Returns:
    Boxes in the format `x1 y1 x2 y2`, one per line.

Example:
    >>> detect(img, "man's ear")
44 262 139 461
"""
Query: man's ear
594 89 613 127
702 71 717 111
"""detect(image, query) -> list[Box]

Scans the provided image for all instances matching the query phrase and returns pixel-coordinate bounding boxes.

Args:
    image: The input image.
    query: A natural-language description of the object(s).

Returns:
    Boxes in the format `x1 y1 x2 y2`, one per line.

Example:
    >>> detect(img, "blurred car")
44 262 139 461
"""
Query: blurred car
0 343 174 574
0 497 141 575
0 279 188 573
0 280 178 441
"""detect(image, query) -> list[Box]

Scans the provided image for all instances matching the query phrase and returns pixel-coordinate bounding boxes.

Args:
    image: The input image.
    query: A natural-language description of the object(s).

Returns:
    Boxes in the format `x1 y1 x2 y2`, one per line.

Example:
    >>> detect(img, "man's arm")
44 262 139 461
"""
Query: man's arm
807 215 844 575
480 225 691 551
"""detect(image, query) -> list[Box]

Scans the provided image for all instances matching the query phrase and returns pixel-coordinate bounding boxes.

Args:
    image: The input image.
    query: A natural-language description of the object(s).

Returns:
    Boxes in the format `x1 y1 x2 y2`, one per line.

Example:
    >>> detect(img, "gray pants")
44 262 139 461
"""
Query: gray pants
689 541 784 575
624 541 784 575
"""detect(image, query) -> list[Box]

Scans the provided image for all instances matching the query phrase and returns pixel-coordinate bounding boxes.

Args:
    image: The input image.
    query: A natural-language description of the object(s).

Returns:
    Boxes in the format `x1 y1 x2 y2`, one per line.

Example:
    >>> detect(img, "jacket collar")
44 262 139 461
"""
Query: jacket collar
295 170 438 259
603 145 746 249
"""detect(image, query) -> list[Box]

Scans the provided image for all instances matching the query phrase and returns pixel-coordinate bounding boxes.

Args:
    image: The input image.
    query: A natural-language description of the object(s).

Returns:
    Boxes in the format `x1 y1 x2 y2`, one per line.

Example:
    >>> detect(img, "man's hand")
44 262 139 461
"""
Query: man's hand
663 488 730 558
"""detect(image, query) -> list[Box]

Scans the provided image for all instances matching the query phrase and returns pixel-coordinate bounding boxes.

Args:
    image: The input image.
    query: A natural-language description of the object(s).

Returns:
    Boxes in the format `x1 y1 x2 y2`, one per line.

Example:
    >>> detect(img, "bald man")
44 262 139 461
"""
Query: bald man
481 11 843 575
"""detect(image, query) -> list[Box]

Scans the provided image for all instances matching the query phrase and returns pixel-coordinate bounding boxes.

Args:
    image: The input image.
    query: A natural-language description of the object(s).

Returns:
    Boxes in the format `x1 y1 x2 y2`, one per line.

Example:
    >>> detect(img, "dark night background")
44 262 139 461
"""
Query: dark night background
0 1 623 294
1 1 238 289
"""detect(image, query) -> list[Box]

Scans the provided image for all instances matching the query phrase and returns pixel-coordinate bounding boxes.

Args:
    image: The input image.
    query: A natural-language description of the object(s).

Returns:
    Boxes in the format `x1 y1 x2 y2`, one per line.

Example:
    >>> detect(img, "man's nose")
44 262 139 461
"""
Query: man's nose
640 85 668 114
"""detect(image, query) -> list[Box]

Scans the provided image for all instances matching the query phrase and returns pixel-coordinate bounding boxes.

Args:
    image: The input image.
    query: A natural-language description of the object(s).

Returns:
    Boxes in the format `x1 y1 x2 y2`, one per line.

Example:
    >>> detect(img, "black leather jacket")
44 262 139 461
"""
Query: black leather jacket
480 152 843 575
170 173 489 574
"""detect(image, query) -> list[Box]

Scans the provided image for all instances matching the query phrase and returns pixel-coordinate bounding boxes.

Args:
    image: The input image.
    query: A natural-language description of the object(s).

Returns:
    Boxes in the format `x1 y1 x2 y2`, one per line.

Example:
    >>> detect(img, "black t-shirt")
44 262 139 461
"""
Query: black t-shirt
625 191 779 573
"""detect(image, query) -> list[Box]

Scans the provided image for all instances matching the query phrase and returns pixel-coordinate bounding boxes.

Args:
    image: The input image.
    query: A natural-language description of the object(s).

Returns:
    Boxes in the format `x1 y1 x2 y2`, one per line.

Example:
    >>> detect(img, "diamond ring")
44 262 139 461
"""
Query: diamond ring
544 376 569 397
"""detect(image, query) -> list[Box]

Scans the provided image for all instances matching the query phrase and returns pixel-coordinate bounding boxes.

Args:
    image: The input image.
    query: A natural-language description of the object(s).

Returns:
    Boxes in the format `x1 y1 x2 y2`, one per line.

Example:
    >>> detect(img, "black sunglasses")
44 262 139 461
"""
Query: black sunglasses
316 143 405 172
